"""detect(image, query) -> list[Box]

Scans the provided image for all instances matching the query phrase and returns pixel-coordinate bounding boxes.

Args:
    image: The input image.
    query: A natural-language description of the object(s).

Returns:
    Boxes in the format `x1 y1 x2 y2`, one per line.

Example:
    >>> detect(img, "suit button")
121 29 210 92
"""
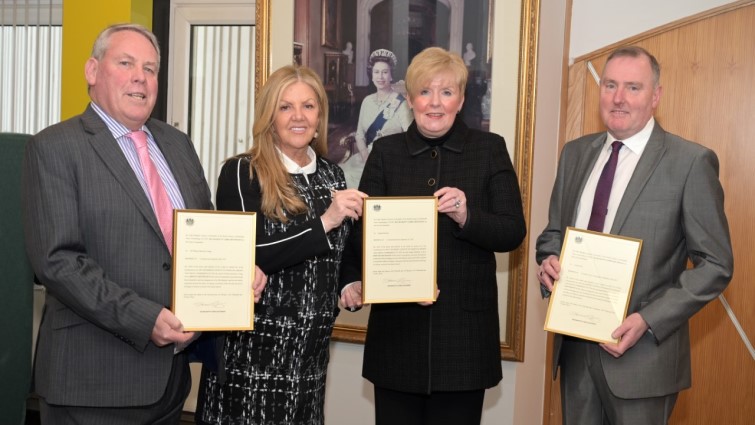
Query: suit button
430 149 438 159
163 263 171 271
427 178 436 186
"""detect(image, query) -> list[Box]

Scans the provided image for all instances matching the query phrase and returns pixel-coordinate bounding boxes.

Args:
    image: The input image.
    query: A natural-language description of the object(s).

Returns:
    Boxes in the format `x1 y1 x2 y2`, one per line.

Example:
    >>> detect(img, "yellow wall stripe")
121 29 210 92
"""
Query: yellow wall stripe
61 0 153 120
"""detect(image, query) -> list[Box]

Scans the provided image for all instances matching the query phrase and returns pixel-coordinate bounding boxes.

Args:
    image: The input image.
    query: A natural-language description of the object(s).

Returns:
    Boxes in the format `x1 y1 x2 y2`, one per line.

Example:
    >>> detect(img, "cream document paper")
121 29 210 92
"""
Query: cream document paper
545 227 642 343
363 197 437 303
172 209 256 331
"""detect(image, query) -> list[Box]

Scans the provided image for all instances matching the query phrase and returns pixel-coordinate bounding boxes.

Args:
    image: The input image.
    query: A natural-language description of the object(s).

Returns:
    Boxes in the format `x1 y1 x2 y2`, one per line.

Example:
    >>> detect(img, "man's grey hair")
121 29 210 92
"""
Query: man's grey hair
91 23 161 71
605 46 660 87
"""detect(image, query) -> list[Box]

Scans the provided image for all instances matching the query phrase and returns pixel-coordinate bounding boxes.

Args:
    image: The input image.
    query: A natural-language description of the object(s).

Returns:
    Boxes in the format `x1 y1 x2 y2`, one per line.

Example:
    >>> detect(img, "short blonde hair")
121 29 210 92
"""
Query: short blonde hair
240 65 329 222
405 47 468 99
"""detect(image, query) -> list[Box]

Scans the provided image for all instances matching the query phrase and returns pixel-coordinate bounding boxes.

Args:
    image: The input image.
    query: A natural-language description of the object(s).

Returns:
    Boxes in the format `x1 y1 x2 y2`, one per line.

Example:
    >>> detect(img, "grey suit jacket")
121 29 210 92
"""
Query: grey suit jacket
536 122 733 399
22 105 212 407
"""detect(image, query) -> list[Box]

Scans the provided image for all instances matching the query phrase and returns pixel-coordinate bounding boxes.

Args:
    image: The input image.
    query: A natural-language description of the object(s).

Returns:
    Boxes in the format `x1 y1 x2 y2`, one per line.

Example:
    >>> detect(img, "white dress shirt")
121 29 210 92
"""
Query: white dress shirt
575 118 655 233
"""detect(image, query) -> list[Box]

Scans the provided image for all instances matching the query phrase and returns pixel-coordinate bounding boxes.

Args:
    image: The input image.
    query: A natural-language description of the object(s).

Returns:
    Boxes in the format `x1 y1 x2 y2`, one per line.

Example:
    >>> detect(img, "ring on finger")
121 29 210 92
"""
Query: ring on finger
454 199 462 208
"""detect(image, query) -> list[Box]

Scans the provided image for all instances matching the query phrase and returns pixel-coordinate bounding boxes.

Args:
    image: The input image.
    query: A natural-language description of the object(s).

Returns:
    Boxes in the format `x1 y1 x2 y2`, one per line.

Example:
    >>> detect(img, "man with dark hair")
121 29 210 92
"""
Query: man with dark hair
536 46 733 424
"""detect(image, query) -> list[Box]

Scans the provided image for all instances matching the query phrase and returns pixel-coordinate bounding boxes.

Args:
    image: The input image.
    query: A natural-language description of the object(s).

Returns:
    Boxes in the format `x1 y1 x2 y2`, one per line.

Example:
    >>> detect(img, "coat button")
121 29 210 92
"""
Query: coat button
430 149 438 159
427 178 436 186
163 263 171 271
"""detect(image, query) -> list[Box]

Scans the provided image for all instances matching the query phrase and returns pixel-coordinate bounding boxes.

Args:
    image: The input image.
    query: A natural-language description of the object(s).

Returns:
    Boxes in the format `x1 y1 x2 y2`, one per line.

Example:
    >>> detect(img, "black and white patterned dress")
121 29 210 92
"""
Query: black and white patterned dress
196 155 351 425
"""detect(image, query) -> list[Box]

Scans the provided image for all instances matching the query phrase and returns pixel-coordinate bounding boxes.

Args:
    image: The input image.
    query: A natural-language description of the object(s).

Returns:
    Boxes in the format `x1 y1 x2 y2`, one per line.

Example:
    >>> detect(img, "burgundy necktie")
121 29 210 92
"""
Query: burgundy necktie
587 141 623 232
129 130 174 253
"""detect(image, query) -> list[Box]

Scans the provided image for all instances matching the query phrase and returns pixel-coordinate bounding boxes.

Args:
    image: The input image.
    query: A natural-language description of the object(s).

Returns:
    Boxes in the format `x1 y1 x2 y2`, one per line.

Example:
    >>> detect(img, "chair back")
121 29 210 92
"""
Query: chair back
0 132 34 425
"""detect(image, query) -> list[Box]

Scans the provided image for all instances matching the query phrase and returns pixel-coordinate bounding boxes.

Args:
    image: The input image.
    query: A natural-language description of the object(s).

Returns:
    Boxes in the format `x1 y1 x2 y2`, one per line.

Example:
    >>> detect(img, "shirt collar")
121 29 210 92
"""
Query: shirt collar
276 145 317 174
90 101 152 141
606 117 654 156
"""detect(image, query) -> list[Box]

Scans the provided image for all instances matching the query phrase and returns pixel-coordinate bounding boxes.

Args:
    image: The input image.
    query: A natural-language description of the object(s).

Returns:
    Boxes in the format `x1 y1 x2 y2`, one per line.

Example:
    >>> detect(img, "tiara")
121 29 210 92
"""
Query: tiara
369 49 397 67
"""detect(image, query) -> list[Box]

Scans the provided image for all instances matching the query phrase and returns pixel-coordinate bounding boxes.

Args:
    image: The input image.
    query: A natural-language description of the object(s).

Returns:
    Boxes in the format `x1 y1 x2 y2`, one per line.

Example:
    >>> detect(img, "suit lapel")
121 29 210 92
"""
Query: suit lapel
81 107 165 240
611 123 667 233
565 134 607 226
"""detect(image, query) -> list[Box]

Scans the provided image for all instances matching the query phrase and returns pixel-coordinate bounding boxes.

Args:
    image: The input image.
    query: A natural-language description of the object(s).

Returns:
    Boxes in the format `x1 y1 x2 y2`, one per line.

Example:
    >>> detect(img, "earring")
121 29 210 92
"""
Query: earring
314 131 319 139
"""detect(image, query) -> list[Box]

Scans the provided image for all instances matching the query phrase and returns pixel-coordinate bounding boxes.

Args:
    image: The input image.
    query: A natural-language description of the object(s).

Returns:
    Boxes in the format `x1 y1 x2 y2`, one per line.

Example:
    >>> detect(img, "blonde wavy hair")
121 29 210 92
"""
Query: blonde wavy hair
238 65 329 223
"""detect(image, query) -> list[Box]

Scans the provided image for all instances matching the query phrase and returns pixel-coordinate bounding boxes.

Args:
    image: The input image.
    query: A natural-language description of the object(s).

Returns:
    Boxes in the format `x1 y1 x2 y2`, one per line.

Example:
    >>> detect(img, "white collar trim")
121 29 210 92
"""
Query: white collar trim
276 145 317 174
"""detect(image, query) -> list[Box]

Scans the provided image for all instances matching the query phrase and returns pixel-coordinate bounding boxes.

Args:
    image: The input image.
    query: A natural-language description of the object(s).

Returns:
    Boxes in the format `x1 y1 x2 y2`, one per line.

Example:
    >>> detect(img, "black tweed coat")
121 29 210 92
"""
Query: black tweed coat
340 117 526 394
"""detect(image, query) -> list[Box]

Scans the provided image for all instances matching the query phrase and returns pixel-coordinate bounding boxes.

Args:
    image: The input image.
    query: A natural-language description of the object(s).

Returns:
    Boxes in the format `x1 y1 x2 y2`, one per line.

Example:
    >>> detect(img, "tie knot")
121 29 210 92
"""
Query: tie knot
611 141 623 152
129 130 148 149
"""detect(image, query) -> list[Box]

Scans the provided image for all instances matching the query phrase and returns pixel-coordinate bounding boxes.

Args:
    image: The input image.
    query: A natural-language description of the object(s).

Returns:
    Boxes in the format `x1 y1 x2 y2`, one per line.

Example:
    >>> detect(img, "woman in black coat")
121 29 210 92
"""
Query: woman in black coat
339 47 526 425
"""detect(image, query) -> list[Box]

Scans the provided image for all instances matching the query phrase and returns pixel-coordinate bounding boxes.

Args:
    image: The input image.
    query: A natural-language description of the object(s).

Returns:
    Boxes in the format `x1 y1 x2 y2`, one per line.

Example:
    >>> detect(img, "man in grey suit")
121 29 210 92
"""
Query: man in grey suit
536 46 733 425
22 24 212 424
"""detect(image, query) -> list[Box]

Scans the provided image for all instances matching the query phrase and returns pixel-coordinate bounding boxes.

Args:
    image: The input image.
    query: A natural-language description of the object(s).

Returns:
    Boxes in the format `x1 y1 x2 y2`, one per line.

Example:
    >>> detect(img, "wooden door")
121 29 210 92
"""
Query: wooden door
552 2 755 424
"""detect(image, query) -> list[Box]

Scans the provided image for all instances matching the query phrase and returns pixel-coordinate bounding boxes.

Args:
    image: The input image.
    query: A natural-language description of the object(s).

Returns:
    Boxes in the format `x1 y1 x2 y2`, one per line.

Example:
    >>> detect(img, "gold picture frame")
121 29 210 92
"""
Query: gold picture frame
254 0 539 362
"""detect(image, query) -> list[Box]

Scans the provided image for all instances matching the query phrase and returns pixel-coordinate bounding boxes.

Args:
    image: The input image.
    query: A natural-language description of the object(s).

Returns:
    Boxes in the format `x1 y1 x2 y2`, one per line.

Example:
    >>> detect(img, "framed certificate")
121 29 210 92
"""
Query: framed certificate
544 227 642 343
362 197 438 304
172 209 256 331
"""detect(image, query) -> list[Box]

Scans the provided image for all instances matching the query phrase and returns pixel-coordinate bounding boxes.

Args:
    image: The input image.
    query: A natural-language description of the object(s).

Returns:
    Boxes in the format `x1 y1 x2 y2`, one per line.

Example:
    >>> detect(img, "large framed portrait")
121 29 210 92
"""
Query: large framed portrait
256 0 538 361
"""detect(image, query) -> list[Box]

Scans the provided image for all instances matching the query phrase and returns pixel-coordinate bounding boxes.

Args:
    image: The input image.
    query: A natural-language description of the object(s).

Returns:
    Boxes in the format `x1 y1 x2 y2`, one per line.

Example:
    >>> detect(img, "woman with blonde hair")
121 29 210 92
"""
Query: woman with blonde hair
340 47 525 425
196 65 366 425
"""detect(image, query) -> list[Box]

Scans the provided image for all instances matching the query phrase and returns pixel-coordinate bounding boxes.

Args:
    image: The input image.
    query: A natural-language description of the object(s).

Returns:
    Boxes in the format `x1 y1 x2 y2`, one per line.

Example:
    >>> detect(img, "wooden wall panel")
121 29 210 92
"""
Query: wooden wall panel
564 61 586 143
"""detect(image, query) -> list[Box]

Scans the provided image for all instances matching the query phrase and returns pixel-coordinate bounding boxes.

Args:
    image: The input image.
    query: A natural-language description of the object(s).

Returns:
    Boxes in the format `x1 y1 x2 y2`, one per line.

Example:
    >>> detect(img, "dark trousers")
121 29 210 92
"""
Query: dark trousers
560 338 678 425
40 352 191 425
374 386 485 425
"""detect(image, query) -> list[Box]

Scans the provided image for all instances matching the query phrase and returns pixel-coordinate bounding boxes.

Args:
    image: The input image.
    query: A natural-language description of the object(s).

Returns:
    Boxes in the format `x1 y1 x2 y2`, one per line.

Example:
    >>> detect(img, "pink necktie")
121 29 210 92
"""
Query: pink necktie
129 130 174 253
587 141 623 232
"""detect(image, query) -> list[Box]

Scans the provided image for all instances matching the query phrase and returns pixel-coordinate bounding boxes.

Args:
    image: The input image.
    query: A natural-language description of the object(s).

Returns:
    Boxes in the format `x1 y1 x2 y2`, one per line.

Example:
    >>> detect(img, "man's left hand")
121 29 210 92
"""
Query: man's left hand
151 308 195 347
599 312 649 358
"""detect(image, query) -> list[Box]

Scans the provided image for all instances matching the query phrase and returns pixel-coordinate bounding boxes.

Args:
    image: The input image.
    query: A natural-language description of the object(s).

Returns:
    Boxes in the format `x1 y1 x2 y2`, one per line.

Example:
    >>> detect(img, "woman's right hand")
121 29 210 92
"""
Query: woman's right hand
321 188 368 232
340 281 364 312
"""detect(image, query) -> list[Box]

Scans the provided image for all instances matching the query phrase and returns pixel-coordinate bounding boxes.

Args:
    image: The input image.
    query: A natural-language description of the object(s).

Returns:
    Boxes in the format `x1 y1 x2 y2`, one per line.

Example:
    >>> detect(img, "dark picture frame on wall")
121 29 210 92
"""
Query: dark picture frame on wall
321 0 341 48
293 42 304 66
283 0 539 361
